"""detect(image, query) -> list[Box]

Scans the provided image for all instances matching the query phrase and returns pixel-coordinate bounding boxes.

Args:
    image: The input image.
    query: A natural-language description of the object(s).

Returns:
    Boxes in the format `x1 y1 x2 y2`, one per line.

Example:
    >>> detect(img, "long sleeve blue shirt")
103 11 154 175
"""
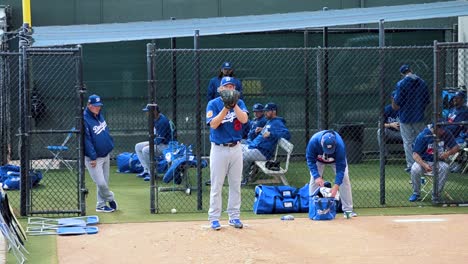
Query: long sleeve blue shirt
248 117 290 159
306 130 347 185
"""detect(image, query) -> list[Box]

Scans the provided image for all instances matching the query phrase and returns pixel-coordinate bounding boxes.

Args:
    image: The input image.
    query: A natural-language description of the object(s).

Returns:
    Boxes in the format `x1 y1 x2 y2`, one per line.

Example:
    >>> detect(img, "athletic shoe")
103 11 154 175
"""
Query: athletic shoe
404 167 411 173
96 205 115 213
109 200 118 210
211 220 221 230
228 219 244 229
137 172 149 178
408 194 420 202
343 211 357 218
143 176 151 181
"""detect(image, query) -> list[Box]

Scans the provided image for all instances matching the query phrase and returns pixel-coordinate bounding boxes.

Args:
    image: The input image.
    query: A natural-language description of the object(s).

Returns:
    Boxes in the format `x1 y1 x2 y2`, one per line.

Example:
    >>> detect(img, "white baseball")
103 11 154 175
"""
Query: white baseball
185 116 189 122
171 208 177 214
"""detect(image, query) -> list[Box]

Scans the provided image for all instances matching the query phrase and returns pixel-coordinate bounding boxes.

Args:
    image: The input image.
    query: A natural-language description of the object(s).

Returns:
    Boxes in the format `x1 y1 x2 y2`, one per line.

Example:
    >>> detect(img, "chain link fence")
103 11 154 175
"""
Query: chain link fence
0 47 85 216
145 43 468 213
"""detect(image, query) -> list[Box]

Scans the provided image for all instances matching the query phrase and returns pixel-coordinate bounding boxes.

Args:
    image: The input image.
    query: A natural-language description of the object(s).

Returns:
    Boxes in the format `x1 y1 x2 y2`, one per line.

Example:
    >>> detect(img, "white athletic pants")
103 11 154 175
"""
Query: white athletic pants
208 143 243 222
135 141 168 173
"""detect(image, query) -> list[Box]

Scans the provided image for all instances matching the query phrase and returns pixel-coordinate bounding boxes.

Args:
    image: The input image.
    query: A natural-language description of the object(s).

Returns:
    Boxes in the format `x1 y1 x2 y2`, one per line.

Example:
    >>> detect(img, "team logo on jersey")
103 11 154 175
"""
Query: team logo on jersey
221 111 237 123
206 111 213 118
93 121 107 135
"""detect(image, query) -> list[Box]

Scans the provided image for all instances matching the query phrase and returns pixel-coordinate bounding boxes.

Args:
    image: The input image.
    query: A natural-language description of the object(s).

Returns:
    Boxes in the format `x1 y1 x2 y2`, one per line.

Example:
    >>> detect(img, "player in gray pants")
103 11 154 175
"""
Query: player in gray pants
206 77 249 230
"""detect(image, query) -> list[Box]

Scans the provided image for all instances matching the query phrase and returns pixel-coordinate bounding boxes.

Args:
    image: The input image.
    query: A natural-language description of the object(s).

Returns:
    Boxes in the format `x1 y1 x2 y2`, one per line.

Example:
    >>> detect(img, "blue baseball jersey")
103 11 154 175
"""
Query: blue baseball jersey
206 97 248 144
413 127 457 162
153 114 172 145
84 108 114 160
446 105 468 138
306 130 347 185
247 117 290 159
207 77 243 101
247 116 267 141
384 104 400 130
393 73 430 123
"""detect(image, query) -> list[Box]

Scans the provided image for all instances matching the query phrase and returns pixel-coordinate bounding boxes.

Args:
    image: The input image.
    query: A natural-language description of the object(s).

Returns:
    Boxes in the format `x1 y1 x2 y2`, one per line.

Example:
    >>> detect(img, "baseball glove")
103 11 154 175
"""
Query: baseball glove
219 90 240 109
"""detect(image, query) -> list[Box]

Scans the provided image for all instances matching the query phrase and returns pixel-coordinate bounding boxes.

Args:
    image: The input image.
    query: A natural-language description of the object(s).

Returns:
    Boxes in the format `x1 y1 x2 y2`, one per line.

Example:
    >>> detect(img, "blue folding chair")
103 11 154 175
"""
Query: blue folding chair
45 128 76 173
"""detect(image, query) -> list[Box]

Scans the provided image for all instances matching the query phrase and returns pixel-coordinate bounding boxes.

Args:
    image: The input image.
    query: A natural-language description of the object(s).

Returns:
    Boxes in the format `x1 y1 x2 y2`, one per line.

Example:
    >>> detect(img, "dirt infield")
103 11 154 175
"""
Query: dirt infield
58 214 468 264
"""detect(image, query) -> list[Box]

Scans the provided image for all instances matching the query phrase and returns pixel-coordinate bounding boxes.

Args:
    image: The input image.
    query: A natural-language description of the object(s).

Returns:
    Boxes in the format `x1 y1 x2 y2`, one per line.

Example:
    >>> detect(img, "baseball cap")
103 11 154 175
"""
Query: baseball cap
399 64 410 74
221 62 232 70
264 103 277 111
142 104 160 113
221 77 235 86
88 94 103 106
454 91 466 100
391 90 397 98
321 132 336 155
253 103 264 112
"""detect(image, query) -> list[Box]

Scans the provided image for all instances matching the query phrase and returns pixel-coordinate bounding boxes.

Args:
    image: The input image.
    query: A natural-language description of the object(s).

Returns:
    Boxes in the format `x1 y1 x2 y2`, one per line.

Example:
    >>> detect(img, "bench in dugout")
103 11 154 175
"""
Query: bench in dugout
251 138 294 186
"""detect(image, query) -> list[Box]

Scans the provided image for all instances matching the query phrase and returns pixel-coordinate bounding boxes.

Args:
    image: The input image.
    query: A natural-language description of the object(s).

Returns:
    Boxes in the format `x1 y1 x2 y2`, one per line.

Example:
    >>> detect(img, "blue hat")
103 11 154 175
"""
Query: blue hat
264 102 277 111
253 103 264 112
454 91 466 100
221 62 232 70
88 94 103 106
399 64 410 74
142 104 160 113
221 77 235 86
321 132 336 154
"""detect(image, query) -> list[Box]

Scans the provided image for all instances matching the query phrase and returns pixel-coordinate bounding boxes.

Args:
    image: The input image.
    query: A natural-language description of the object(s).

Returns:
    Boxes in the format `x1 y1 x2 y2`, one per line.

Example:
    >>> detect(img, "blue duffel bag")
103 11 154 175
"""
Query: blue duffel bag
116 152 144 173
253 185 301 214
309 195 337 221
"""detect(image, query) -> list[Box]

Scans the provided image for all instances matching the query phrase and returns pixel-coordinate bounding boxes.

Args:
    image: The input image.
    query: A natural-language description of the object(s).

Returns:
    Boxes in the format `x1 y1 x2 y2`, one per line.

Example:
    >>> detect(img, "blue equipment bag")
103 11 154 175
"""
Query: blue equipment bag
309 195 337 220
253 185 303 214
116 152 144 173
0 165 43 190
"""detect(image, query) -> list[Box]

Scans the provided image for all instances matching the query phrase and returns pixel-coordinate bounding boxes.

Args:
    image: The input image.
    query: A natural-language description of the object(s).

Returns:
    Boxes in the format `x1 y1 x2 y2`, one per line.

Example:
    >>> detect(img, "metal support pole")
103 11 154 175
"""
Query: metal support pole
171 17 178 128
432 40 440 203
194 30 203 211
75 45 87 216
304 30 310 143
147 43 157 213
322 7 329 130
378 19 386 205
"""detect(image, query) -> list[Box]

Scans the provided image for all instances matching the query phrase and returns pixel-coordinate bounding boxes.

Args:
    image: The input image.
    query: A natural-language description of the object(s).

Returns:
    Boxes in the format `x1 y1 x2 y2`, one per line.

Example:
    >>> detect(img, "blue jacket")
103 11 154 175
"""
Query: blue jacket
207 76 243 101
247 116 267 141
446 105 468 138
383 104 400 131
413 127 457 162
393 73 430 123
248 117 290 160
306 130 347 185
153 114 172 145
84 108 114 160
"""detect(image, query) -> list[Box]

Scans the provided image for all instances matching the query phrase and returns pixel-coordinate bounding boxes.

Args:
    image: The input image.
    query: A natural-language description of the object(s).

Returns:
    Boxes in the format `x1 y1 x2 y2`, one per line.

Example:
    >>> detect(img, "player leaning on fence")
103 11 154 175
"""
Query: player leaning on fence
306 130 357 218
206 77 248 230
84 94 118 213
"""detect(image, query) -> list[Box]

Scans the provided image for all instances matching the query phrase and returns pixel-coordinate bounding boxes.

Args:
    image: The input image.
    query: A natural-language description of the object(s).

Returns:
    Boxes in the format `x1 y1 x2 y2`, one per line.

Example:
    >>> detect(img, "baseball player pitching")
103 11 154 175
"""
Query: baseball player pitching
205 76 248 230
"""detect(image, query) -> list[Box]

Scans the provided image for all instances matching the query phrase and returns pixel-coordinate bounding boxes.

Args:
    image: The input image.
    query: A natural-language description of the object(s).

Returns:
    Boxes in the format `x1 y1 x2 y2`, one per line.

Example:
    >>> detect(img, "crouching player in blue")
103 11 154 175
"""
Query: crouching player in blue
306 130 357 217
409 123 459 202
84 94 118 213
206 77 249 230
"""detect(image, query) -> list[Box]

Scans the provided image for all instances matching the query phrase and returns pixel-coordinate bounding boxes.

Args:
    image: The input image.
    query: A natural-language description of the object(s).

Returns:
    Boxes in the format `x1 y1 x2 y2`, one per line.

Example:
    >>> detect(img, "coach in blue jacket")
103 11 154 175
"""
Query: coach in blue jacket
84 94 118 213
306 130 356 217
241 103 290 183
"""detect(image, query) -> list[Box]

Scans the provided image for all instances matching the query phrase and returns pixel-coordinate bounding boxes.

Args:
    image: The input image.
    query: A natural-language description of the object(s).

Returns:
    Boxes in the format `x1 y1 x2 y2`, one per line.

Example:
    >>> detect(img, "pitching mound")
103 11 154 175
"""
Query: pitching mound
58 214 468 263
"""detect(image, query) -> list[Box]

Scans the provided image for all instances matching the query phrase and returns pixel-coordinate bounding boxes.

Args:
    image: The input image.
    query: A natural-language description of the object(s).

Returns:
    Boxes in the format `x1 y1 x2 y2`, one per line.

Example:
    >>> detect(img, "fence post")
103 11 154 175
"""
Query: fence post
193 30 203 211
75 45 87 216
378 19 386 205
147 43 158 214
171 17 178 129
303 30 310 143
432 40 441 202
18 23 32 216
